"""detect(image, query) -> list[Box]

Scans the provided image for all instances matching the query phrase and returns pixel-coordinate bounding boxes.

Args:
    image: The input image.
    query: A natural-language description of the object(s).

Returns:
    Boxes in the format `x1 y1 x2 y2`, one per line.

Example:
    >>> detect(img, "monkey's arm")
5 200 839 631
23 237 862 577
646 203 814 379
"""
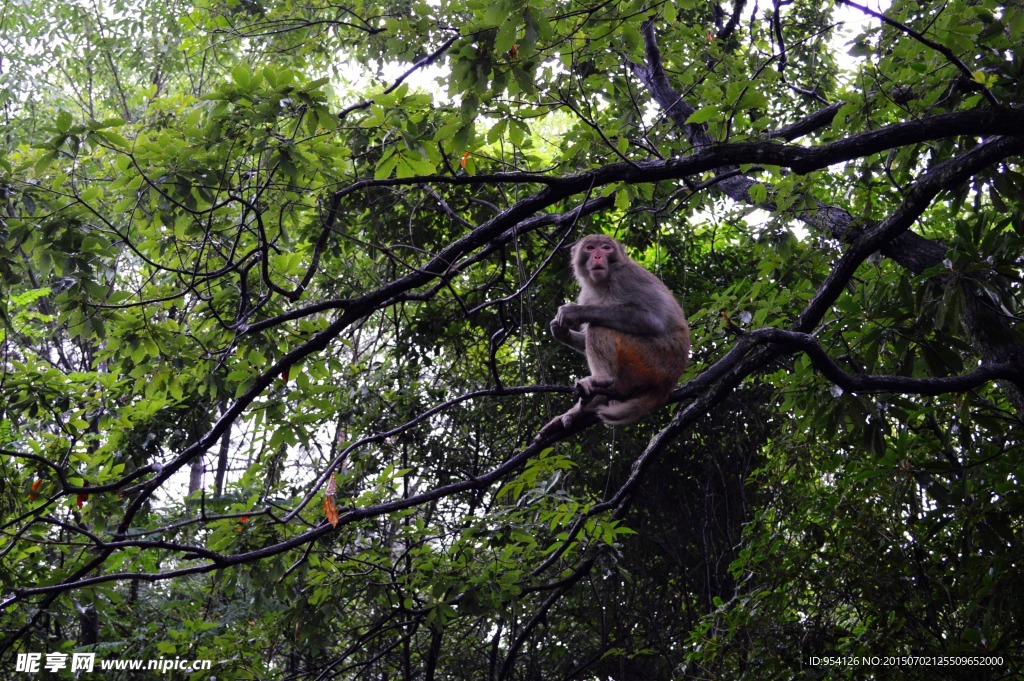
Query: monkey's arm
554 303 671 336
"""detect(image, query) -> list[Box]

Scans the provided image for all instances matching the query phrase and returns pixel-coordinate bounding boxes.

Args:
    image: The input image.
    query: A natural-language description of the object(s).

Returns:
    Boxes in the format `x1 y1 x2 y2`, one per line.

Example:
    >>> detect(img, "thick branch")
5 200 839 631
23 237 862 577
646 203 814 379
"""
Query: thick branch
716 0 748 42
326 107 1024 199
767 101 845 141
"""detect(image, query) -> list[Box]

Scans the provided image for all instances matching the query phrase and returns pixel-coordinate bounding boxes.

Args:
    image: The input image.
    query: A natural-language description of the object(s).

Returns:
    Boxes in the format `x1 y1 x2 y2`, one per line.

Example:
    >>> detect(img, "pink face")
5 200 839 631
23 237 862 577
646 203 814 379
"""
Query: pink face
581 239 615 282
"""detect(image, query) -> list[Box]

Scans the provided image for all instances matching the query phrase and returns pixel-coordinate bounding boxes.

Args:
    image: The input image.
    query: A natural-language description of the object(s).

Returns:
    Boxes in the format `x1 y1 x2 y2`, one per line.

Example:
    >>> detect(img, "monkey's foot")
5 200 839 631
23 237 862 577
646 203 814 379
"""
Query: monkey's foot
534 412 574 442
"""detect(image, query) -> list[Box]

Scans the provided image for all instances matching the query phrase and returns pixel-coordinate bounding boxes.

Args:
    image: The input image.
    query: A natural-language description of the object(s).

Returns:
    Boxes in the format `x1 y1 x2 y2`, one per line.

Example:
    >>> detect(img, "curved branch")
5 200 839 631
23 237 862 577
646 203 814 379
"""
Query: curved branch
796 134 1024 333
742 327 1024 395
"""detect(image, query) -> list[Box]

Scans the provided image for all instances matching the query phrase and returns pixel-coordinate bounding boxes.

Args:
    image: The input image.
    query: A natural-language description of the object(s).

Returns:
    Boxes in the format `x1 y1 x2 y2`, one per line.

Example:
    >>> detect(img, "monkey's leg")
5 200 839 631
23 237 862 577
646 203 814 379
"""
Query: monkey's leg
595 391 666 426
535 326 618 441
579 327 618 398
535 401 582 441
535 395 607 441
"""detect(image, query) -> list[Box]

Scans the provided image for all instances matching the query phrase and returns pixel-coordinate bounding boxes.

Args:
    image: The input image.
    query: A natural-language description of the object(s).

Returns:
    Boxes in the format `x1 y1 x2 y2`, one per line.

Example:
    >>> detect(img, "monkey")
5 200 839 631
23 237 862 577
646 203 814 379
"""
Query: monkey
536 235 690 440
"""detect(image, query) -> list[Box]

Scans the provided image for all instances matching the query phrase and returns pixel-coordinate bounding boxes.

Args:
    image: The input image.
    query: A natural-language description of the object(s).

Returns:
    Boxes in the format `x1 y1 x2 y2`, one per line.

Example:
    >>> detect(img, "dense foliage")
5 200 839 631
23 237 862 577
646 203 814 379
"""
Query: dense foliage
1 0 1022 678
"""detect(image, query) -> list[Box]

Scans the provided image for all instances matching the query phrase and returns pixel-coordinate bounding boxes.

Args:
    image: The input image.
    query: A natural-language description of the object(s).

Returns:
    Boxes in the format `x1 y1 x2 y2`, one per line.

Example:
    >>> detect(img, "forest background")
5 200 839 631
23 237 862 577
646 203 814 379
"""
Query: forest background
1 0 1023 678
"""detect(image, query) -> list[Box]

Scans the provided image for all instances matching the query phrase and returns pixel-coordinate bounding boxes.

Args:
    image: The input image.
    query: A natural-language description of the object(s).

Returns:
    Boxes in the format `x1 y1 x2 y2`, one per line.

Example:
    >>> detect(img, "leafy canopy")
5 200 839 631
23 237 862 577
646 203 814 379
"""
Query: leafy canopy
0 0 1023 678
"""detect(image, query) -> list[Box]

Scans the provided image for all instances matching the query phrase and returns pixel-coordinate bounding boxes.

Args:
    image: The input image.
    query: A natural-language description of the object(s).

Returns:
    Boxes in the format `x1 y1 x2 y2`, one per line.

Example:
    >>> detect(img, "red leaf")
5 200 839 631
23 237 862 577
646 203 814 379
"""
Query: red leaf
324 497 339 527
324 475 340 527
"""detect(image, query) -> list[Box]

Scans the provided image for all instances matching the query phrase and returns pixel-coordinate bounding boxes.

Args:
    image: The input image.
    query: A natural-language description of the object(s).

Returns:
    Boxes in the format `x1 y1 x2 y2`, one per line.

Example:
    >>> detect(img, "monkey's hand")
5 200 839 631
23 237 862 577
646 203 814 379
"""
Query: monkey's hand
550 316 571 344
550 311 587 353
552 303 581 331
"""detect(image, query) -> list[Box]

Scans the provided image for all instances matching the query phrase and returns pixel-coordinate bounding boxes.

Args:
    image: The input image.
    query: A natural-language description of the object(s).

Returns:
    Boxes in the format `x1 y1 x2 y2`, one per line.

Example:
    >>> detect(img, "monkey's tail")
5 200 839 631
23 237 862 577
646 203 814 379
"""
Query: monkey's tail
595 391 666 427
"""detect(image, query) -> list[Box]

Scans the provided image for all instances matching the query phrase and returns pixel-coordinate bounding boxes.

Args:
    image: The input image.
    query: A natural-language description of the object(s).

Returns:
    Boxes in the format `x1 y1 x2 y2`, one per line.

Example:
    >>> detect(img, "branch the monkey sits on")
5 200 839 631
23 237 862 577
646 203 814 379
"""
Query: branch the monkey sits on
537 235 690 440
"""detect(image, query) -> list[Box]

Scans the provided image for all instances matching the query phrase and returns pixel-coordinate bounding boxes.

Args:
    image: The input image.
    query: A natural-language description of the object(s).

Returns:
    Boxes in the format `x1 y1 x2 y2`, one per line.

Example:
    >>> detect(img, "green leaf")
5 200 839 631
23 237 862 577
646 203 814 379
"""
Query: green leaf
620 24 642 50
487 119 508 144
509 119 528 146
848 40 873 57
395 156 417 179
614 188 630 211
232 62 254 89
55 110 73 134
736 89 768 110
401 150 435 176
483 2 506 27
375 150 399 180
685 106 719 125
97 129 130 149
33 153 55 175
494 20 517 56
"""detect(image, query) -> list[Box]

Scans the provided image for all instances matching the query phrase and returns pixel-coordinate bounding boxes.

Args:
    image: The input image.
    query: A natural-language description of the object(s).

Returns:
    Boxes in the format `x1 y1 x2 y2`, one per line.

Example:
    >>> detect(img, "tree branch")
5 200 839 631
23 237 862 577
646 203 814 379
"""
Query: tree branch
840 0 999 106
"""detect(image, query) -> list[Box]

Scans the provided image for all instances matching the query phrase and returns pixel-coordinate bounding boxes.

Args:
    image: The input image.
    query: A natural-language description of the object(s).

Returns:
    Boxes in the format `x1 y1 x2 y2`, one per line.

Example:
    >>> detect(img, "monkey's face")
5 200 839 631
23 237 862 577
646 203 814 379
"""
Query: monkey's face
577 237 618 283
